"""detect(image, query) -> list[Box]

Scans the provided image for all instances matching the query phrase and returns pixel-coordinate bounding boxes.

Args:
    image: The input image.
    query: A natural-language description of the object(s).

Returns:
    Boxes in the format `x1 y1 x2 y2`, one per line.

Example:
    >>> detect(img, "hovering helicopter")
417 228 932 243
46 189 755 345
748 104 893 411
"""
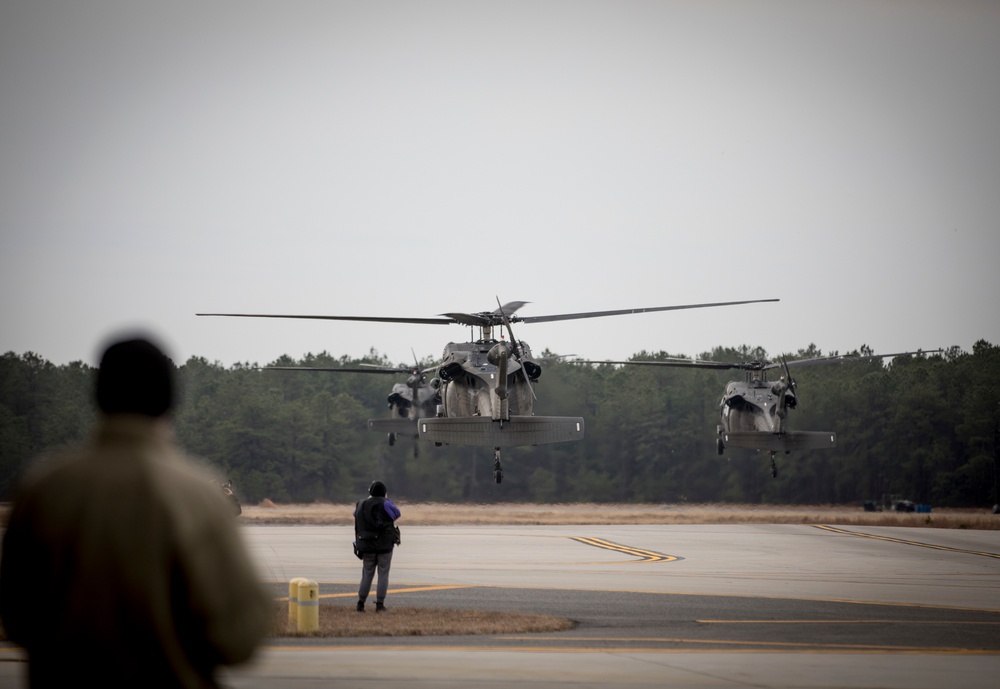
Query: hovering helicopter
263 358 441 456
582 349 941 478
198 297 779 483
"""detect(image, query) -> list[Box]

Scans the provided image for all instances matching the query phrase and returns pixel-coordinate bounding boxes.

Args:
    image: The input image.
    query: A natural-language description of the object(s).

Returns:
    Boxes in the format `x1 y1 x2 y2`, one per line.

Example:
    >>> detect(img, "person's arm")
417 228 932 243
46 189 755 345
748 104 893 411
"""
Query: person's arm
383 498 401 521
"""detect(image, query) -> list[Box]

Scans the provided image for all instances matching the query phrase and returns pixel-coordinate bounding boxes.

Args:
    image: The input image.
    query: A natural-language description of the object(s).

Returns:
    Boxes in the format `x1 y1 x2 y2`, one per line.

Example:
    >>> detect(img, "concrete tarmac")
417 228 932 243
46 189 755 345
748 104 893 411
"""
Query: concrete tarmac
2 523 998 687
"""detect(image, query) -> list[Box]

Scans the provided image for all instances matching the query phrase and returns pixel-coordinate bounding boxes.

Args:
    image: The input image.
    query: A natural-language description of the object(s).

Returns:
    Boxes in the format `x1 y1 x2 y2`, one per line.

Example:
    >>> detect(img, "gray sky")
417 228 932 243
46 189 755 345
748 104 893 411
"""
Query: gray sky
2 1 997 368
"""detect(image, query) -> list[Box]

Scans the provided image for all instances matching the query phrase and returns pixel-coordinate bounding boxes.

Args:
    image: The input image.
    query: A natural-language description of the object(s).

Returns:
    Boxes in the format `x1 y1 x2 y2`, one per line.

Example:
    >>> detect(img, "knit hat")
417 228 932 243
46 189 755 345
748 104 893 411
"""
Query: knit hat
95 337 174 417
369 480 387 497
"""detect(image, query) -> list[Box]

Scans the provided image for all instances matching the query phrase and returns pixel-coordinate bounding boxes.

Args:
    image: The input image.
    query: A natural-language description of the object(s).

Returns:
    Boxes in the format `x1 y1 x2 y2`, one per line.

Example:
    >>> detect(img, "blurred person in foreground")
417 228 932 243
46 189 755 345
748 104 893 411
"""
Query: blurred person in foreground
353 480 401 612
0 335 272 688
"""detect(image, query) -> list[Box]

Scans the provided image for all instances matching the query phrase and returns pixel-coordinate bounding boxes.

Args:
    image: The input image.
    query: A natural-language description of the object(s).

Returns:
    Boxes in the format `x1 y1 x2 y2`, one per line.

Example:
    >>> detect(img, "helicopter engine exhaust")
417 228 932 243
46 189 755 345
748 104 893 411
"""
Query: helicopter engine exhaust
438 361 463 382
522 359 542 381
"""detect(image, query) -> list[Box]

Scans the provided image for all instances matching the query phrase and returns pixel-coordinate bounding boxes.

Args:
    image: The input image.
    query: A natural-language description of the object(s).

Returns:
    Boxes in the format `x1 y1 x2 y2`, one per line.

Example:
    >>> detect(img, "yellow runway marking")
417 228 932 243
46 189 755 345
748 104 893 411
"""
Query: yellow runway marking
498 635 996 654
275 584 476 602
571 537 681 563
320 584 476 600
815 525 1000 559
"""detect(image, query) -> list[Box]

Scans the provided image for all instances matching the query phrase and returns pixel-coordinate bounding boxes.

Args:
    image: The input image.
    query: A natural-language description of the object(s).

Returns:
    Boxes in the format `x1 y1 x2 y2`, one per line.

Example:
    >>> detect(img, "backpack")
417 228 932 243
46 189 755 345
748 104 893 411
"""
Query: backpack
354 497 397 553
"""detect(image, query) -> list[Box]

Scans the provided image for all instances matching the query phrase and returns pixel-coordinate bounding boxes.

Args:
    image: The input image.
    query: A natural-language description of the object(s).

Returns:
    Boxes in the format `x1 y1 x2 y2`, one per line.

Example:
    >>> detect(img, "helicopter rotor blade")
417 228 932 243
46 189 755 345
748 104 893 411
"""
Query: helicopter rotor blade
496 297 536 400
200 298 778 330
197 313 453 325
516 298 778 324
261 366 413 374
577 358 759 371
778 349 943 369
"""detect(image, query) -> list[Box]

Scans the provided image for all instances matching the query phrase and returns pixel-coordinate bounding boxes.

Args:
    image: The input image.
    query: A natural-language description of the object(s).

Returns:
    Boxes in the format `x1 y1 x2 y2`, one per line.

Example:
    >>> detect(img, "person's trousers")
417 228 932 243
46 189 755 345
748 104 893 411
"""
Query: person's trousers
358 550 393 603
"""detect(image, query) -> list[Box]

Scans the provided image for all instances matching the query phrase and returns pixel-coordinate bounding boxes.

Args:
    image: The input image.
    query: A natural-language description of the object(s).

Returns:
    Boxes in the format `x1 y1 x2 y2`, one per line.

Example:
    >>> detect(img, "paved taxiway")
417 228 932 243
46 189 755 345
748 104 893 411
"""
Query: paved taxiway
2 523 998 688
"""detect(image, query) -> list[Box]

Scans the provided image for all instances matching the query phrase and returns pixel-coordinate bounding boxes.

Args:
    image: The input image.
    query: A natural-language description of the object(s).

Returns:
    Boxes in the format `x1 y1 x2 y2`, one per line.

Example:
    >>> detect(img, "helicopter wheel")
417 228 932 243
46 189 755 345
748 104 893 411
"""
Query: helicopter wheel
493 448 503 484
387 433 396 447
717 437 725 455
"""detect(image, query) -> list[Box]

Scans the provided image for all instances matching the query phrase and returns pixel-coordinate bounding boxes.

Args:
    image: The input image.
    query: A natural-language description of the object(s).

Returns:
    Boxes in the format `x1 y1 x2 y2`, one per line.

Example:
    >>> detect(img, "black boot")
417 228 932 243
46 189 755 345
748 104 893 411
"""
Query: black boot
356 600 365 612
375 601 386 613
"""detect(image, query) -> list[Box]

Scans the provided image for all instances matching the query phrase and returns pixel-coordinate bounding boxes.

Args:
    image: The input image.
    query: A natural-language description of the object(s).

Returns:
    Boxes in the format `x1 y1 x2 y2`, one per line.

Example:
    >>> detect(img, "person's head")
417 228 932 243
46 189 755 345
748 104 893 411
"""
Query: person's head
95 337 174 418
369 480 387 497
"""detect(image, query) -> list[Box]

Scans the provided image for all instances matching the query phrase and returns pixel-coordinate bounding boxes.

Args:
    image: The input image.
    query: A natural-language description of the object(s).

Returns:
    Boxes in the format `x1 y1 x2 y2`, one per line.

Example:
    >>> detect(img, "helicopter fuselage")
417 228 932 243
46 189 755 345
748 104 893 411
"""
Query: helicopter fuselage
437 339 537 421
386 377 441 420
719 372 797 435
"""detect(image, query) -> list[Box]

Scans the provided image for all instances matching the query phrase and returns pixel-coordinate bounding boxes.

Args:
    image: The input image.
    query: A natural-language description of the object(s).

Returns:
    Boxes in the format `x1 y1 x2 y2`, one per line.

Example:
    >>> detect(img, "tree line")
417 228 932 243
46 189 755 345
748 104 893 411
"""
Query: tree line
2 341 998 507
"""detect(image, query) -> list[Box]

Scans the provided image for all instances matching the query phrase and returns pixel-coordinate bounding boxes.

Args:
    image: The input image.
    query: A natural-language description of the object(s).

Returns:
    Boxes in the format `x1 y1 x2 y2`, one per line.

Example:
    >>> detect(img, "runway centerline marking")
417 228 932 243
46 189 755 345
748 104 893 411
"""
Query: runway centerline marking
815 525 1000 559
571 537 682 563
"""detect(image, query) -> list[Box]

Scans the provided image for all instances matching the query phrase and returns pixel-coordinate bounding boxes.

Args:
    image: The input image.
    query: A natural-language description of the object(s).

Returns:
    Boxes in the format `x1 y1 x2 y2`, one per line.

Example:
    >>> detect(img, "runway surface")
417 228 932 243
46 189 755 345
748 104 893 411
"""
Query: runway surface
2 523 998 687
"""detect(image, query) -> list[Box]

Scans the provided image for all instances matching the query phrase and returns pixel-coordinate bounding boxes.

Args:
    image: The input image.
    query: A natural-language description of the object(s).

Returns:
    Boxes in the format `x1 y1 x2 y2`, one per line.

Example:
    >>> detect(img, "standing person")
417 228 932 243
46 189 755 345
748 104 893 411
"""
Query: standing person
0 335 273 688
354 480 401 612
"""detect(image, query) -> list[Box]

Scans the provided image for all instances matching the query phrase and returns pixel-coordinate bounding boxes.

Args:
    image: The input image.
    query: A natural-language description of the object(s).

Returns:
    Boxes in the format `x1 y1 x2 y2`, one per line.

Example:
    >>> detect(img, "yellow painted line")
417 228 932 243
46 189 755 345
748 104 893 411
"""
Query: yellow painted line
320 584 475 600
571 537 681 563
815 525 1000 559
275 584 476 601
499 635 997 653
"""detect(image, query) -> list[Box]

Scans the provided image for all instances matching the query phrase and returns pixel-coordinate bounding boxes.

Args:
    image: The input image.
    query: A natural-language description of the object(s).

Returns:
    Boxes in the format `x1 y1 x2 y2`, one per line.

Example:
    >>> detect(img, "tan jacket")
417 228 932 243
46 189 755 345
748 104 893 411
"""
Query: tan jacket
0 415 272 688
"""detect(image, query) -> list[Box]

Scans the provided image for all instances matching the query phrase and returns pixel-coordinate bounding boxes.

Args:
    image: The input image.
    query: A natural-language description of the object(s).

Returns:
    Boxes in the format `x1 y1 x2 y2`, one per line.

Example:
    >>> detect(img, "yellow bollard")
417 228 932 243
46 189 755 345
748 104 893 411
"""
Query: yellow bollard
288 577 308 624
297 579 319 632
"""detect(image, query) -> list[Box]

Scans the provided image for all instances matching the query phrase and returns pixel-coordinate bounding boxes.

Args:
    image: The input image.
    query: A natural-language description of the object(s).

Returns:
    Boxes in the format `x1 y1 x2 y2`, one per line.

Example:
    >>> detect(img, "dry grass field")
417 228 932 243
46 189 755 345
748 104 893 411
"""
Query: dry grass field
271 603 574 638
242 501 1000 530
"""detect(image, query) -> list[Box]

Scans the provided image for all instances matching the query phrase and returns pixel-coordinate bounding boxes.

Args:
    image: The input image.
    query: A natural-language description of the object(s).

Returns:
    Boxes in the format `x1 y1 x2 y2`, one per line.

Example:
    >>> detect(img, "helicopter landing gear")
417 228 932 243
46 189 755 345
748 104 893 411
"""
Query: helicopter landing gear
769 453 778 478
717 437 725 455
493 447 503 484
387 433 396 447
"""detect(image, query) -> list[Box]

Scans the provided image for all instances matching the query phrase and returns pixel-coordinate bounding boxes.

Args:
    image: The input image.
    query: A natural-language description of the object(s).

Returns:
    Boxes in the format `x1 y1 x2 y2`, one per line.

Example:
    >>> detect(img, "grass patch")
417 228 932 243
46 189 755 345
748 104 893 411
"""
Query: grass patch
272 602 574 638
0 605 573 643
241 502 1000 530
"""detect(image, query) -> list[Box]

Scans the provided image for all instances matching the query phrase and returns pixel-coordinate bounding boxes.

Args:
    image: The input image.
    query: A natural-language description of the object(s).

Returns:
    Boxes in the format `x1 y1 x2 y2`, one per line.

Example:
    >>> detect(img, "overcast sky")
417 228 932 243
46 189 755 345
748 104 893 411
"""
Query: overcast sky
2 1 997 368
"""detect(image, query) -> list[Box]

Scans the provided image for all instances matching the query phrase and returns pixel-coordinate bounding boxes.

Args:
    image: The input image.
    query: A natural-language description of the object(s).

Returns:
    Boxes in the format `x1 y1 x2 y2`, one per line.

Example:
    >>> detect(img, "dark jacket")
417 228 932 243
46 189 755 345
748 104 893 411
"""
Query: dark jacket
354 496 400 553
0 415 272 688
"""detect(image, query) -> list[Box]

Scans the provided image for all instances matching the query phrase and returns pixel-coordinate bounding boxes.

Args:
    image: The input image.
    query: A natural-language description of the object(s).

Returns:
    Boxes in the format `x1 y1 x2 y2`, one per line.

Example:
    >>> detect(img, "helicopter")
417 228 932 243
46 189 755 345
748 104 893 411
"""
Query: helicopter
581 348 941 478
198 297 779 483
263 357 441 456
